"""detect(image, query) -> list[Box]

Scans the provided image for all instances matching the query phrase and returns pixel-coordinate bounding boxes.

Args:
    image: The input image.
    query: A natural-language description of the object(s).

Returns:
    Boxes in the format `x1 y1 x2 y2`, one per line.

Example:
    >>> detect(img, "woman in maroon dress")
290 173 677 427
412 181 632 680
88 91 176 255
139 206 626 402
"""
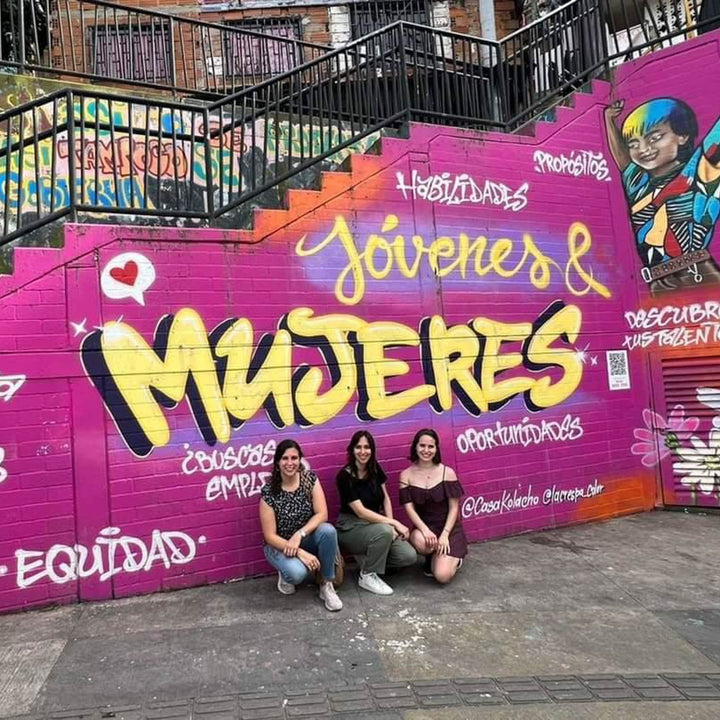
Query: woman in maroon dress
399 428 467 584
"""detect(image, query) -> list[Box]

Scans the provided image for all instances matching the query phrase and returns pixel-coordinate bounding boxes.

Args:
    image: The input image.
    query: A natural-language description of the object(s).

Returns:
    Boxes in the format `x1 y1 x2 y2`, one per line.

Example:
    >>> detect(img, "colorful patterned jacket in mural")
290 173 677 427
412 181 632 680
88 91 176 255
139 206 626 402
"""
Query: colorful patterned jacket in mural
622 116 720 269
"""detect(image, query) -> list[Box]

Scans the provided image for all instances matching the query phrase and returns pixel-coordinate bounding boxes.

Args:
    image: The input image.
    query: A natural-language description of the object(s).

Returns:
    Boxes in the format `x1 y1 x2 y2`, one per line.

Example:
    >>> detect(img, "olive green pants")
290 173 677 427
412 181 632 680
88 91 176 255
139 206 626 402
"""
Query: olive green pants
336 513 417 575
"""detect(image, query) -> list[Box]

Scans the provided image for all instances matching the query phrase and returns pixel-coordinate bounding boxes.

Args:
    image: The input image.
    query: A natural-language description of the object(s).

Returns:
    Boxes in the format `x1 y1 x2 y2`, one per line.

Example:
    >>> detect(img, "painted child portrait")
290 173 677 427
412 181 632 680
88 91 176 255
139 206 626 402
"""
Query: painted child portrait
604 97 720 295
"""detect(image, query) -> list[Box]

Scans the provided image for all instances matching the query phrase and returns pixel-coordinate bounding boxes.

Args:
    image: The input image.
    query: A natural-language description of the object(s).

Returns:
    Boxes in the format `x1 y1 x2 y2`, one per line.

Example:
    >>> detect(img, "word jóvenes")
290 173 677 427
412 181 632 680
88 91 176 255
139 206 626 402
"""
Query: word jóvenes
296 215 611 306
81 302 583 456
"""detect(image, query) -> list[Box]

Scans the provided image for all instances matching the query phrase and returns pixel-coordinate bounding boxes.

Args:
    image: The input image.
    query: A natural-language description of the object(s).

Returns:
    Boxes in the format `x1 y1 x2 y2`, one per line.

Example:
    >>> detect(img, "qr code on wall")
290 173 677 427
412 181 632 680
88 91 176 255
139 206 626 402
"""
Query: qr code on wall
606 349 630 390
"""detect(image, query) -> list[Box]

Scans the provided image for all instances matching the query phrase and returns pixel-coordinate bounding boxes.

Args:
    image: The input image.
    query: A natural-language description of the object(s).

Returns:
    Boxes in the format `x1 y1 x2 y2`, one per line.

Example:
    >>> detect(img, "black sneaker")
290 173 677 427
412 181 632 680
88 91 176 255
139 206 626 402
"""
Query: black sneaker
423 555 433 577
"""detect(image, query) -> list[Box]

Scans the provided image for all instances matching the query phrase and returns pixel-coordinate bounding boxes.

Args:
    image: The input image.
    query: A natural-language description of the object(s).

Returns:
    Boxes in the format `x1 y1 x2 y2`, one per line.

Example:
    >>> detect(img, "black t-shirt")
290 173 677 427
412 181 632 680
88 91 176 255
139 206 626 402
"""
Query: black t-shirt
336 466 387 515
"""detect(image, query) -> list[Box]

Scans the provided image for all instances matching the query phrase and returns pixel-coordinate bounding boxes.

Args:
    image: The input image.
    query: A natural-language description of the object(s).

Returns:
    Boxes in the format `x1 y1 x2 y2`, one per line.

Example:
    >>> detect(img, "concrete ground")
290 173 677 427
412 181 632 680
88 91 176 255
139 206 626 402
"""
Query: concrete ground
3 510 720 719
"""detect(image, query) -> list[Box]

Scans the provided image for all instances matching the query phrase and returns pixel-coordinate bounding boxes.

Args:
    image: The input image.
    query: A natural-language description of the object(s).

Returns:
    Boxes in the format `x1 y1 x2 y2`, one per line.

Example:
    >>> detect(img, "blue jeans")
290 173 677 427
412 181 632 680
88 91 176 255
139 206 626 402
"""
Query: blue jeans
264 522 339 585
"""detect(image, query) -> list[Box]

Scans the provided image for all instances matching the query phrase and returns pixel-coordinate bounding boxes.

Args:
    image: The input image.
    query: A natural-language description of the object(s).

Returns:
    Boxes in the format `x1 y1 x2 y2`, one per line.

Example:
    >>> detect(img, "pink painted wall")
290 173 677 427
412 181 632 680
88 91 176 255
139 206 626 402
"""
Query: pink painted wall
2 32 720 613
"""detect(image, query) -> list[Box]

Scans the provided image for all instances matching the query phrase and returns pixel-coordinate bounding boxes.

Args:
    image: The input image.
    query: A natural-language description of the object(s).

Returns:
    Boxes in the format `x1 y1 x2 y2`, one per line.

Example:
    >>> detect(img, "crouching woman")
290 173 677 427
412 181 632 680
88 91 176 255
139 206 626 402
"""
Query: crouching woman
259 439 343 611
336 431 417 595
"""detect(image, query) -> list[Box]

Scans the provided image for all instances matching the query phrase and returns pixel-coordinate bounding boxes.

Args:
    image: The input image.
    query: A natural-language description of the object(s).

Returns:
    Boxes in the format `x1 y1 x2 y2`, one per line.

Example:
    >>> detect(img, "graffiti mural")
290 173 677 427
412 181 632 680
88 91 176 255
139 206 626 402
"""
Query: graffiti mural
606 41 720 509
0 94 378 234
81 302 585 457
10 30 720 613
605 97 720 295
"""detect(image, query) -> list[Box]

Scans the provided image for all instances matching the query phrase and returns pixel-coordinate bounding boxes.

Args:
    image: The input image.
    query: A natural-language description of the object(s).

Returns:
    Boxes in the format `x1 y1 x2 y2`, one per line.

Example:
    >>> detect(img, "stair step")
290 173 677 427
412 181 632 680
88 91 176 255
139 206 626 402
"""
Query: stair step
283 188 324 215
251 208 291 239
320 171 354 196
349 153 381 180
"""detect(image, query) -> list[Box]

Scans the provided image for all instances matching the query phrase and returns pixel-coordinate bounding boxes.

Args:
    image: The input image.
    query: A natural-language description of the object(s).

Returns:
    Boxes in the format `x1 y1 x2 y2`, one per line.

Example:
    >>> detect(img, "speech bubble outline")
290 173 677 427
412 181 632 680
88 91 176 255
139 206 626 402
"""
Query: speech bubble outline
101 252 156 306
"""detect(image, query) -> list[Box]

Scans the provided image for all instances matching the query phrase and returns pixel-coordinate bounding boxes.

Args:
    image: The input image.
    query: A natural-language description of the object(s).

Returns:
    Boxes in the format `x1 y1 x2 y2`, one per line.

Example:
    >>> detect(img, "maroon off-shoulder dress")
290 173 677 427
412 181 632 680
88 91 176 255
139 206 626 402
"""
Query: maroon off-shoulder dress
399 478 468 559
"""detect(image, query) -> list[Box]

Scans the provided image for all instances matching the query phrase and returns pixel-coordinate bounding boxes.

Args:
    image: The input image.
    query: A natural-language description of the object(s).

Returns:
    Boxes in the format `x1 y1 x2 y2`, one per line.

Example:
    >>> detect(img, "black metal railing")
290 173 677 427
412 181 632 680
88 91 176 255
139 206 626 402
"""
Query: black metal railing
501 0 607 126
208 22 501 217
349 0 435 39
1 0 719 248
606 0 708 63
0 0 330 97
492 0 713 127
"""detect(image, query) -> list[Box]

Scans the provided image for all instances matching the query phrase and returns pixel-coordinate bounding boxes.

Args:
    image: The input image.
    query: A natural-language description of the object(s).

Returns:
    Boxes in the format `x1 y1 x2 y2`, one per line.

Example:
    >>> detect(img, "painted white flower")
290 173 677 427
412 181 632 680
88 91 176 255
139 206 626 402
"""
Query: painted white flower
0 447 6 484
673 430 720 495
697 387 720 429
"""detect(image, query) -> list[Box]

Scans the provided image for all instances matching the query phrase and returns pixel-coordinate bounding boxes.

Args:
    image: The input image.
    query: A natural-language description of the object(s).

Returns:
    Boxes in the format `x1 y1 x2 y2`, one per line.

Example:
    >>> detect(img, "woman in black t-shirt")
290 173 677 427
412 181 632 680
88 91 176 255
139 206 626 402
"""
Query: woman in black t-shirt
335 431 417 595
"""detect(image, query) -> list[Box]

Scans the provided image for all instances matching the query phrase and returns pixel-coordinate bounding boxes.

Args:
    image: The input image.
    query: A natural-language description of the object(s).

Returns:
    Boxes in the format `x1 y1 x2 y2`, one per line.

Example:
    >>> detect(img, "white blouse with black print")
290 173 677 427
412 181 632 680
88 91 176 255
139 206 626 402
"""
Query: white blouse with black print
261 470 317 540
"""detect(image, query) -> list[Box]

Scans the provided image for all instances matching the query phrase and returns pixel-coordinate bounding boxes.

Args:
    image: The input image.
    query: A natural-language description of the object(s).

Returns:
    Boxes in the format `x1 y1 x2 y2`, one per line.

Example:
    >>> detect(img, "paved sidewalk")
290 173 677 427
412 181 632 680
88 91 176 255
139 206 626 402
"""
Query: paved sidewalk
3 510 720 719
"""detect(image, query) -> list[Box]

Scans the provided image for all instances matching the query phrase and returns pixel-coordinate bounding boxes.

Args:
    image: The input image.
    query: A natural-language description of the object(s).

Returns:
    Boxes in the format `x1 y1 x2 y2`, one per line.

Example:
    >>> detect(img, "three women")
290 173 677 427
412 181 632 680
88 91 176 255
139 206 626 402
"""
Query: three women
259 429 467 607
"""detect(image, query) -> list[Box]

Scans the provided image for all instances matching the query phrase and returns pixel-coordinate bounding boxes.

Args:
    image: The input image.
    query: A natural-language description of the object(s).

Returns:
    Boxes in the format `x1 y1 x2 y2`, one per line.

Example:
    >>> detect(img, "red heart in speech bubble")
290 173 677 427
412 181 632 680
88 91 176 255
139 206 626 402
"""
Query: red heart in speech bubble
110 261 139 287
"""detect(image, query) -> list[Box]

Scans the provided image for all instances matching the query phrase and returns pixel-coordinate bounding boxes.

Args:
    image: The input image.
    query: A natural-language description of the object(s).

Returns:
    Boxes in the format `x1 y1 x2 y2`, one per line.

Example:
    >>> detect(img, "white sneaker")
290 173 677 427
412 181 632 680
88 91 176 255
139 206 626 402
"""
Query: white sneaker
319 581 343 611
277 571 295 595
358 571 394 595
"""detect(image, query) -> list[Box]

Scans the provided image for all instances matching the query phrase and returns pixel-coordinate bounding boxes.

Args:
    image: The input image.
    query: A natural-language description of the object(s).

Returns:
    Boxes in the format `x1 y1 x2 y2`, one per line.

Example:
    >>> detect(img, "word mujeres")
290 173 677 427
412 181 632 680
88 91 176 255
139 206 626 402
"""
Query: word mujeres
82 302 584 457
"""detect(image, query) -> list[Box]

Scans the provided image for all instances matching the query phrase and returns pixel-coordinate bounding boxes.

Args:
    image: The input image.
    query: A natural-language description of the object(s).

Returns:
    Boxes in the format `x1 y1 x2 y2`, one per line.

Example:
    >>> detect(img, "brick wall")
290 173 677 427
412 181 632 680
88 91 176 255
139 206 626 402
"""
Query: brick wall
2 32 720 613
494 0 520 37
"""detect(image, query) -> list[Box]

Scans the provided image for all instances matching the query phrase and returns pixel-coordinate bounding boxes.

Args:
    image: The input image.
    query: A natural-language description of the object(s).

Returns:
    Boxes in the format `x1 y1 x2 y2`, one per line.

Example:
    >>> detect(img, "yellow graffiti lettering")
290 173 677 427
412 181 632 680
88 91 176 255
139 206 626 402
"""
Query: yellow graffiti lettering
423 316 487 413
365 233 394 279
524 302 583 410
355 321 434 421
565 222 612 298
296 216 610 304
282 308 365 426
296 215 365 305
473 319 534 408
82 304 585 456
96 308 230 450
214 319 294 428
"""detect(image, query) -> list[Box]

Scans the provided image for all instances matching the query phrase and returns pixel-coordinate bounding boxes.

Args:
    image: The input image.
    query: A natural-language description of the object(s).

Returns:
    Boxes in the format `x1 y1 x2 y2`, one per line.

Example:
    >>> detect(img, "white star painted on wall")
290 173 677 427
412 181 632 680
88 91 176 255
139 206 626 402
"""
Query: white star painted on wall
574 342 591 365
70 318 88 337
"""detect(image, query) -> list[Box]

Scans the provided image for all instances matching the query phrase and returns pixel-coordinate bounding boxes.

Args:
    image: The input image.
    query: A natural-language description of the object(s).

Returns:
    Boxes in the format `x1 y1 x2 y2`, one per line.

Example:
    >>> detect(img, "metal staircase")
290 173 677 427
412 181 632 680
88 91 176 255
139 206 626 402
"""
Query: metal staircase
0 0 716 250
1 0 330 97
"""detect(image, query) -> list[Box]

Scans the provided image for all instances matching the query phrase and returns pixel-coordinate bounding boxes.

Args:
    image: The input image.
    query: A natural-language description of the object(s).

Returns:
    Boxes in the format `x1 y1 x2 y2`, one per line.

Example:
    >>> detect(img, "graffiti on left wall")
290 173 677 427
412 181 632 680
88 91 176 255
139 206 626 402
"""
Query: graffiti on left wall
0 99 378 229
14 527 206 588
